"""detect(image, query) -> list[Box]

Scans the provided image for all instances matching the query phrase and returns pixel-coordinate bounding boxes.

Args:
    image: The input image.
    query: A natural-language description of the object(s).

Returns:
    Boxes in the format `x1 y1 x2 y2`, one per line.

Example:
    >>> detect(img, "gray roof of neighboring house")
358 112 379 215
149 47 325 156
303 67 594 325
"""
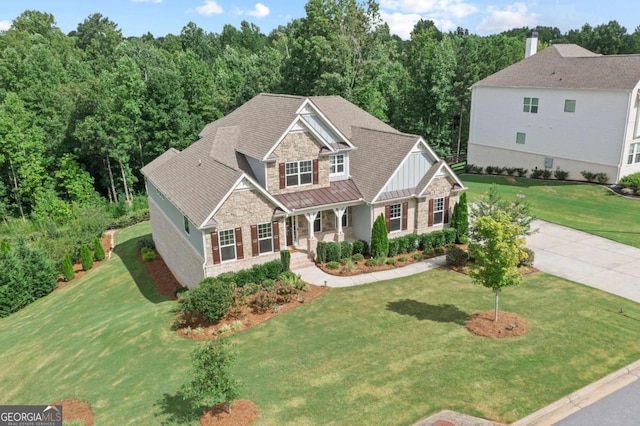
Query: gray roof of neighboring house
472 44 640 91
349 127 423 202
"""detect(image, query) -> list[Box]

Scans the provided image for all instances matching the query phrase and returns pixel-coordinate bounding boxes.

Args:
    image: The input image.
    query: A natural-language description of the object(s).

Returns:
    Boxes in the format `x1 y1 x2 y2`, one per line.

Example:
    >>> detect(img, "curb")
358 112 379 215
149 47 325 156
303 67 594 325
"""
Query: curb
511 358 640 425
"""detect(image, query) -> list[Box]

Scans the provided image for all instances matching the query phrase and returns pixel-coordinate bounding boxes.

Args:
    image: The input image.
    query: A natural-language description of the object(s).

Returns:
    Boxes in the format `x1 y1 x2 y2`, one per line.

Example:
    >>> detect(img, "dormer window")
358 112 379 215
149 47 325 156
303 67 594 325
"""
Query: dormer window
329 154 345 175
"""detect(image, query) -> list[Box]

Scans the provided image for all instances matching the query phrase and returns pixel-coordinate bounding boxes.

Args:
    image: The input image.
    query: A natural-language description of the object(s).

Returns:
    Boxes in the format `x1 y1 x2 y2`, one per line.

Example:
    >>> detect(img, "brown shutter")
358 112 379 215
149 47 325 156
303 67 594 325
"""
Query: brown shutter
428 199 434 227
272 221 280 251
444 196 451 224
211 232 220 264
312 159 319 184
384 205 391 231
235 227 244 259
401 201 408 231
250 225 259 256
279 163 286 189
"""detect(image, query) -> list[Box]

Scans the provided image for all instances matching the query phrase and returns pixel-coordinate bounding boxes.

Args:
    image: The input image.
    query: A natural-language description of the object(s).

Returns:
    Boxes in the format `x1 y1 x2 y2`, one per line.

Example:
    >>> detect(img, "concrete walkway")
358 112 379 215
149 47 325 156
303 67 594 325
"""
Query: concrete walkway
293 220 640 426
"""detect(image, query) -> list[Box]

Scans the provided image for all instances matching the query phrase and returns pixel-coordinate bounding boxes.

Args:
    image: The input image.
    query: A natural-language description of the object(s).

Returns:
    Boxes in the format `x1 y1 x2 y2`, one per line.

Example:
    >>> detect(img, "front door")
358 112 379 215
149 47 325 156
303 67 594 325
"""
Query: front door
286 216 297 246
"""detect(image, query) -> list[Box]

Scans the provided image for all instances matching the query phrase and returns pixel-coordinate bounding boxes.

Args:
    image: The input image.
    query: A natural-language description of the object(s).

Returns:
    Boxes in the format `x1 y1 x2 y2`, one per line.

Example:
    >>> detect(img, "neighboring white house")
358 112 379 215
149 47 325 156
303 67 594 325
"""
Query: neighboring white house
468 32 640 182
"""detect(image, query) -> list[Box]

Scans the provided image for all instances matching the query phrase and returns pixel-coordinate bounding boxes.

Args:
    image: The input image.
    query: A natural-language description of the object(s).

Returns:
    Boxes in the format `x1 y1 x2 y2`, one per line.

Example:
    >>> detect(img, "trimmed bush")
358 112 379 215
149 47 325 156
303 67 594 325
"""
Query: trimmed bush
619 172 640 190
530 169 544 179
62 254 75 282
581 170 597 182
251 263 268 283
370 214 389 258
325 242 342 262
352 253 364 261
216 271 237 285
405 234 420 252
443 228 457 245
136 236 155 251
178 278 235 322
446 246 469 266
140 247 156 262
396 236 410 254
420 233 434 250
263 260 283 279
340 241 353 260
516 168 528 177
385 258 396 266
412 252 424 261
234 269 255 287
278 271 307 290
519 247 535 267
554 169 569 180
596 173 608 184
542 169 552 179
352 239 368 255
280 250 291 272
262 279 275 289
93 236 106 261
316 241 327 263
388 239 400 257
450 192 469 244
364 258 378 267
326 261 341 270
80 244 93 271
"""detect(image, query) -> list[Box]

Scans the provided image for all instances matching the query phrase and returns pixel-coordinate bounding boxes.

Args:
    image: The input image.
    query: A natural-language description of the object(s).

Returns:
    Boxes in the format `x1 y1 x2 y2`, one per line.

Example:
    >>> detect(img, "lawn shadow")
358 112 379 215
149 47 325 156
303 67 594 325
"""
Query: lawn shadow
112 232 172 304
154 390 205 425
386 299 469 325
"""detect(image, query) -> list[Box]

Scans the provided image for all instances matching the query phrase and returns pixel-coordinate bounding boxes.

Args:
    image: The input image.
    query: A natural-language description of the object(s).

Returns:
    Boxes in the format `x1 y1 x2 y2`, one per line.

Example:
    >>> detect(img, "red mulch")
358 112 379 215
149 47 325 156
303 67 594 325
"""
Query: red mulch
55 231 115 290
318 251 441 276
50 398 94 426
138 251 182 299
466 310 527 338
200 399 258 426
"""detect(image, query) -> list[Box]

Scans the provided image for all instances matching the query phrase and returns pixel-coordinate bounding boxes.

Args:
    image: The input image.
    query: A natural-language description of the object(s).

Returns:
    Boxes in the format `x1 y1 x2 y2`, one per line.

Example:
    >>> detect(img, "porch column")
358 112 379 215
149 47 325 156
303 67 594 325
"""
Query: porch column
304 212 318 240
333 207 346 235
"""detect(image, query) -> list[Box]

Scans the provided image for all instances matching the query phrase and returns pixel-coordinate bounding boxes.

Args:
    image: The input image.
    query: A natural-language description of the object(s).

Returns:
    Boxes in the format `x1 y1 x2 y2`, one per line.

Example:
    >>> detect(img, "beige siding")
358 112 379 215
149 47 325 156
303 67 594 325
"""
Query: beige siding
266 131 330 195
149 199 204 289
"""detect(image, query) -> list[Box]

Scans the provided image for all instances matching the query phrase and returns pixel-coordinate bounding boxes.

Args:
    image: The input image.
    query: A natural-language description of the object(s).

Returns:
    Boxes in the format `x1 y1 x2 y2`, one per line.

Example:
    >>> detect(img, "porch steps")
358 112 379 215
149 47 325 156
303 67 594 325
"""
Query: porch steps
289 251 315 270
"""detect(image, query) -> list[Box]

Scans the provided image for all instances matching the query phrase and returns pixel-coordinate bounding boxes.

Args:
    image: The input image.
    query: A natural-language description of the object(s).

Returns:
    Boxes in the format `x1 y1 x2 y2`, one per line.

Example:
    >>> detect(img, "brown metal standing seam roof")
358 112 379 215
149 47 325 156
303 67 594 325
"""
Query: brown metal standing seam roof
274 180 362 210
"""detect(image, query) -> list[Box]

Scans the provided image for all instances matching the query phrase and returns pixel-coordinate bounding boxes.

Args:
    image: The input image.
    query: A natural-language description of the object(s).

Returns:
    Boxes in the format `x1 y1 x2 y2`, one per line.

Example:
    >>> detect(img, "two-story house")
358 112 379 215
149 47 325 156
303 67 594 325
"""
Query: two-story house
142 93 464 288
468 32 640 182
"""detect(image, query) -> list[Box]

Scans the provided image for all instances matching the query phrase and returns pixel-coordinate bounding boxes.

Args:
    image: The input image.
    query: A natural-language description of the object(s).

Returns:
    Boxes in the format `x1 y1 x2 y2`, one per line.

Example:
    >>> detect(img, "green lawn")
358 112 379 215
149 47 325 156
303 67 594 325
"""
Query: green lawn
462 174 640 248
1 223 640 425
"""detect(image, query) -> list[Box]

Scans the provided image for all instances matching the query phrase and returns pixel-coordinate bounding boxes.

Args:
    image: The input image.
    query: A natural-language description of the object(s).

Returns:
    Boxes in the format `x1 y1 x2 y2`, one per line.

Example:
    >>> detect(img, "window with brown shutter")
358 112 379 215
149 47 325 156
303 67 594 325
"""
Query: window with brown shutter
312 159 319 184
272 221 280 251
385 205 391 231
235 227 244 259
279 163 286 189
402 201 408 230
211 232 220 264
250 225 259 256
444 196 450 224
428 199 434 227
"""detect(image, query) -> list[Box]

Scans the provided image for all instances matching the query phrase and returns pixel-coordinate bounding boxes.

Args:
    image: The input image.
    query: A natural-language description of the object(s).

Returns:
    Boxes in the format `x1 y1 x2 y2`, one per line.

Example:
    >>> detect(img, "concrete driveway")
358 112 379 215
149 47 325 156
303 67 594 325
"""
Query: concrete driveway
526 220 640 303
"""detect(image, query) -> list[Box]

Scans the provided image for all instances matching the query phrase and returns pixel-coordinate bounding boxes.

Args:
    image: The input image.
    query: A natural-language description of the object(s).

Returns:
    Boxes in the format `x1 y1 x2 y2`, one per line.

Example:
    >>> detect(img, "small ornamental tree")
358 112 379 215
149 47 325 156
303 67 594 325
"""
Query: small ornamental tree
370 213 389 258
80 244 93 271
470 185 535 236
450 192 469 243
468 211 527 321
93 236 105 261
62 254 75 282
183 336 240 413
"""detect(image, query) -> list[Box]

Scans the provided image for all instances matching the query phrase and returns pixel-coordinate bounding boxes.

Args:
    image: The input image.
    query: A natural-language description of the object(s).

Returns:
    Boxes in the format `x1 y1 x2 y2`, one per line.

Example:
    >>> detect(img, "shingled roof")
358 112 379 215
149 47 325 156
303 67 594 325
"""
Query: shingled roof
472 44 640 90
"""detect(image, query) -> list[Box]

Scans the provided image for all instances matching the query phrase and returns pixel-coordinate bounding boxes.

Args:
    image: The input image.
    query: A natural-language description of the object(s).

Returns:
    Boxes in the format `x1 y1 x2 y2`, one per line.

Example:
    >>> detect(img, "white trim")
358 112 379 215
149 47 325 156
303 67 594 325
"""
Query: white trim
198 173 290 229
329 153 346 176
289 199 363 215
257 222 274 255
417 162 465 197
218 228 237 262
299 98 355 149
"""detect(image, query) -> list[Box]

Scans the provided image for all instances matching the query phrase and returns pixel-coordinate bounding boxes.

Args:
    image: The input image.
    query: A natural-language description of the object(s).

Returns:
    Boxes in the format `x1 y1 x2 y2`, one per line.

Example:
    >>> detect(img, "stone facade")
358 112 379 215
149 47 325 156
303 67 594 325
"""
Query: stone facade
205 188 285 270
415 176 459 233
266 131 330 195
149 199 205 289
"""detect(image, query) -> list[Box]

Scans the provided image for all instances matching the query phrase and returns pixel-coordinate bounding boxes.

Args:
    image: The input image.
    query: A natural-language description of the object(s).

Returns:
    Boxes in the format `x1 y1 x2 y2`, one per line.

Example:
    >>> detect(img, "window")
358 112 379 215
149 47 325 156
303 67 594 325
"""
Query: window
516 132 526 144
285 160 313 187
183 216 190 234
218 229 236 261
433 198 444 225
257 222 273 254
329 154 345 175
523 97 538 113
389 203 402 232
335 209 348 228
628 143 640 165
313 214 322 233
564 99 576 113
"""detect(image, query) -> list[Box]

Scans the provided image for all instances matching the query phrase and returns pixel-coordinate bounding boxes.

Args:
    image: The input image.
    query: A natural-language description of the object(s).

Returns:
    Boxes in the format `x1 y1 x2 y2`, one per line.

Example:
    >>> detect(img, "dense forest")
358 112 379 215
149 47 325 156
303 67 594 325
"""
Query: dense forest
0 0 639 315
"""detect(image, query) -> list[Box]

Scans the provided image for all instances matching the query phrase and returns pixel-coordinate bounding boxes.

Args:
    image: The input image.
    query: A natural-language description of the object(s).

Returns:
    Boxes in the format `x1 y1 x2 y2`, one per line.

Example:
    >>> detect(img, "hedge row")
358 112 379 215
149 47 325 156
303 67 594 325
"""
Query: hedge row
214 259 284 287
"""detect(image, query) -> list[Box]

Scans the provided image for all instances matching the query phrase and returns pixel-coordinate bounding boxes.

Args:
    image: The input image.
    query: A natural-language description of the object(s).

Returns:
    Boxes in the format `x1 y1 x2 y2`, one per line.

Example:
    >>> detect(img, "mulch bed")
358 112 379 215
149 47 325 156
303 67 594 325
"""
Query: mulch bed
50 398 94 426
55 230 115 290
200 399 258 426
138 251 183 299
449 264 538 275
466 310 527 338
318 251 445 276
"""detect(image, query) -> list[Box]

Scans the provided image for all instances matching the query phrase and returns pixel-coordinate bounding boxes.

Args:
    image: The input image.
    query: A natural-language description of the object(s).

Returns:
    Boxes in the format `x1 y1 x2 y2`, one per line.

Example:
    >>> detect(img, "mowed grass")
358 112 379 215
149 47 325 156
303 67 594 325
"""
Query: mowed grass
462 174 640 248
1 223 640 425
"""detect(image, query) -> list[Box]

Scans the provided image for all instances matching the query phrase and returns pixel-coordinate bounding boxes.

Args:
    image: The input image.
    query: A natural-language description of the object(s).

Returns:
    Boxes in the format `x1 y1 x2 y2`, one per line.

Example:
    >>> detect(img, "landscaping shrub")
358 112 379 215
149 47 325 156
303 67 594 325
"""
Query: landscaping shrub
530 169 544 179
619 172 640 189
431 231 446 249
278 271 307 290
326 261 341 270
412 252 424 261
443 228 457 245
316 241 327 263
405 234 421 252
388 239 400 257
485 166 495 175
364 258 378 267
446 246 469 266
233 269 255 287
216 271 237 285
93 236 105 261
80 244 93 271
244 282 260 295
385 258 396 266
340 241 353 260
263 260 283 279
434 246 445 255
505 167 517 176
519 247 535 267
542 169 552 179
420 233 434 250
472 165 484 174
370 213 389 258
280 250 291 272
342 258 357 273
140 247 156 262
179 278 235 322
596 172 608 184
352 253 364 261
324 242 341 262
137 236 155 251
108 209 150 229
581 170 597 182
251 287 277 313
424 246 434 256
174 286 189 299
62 254 75 282
516 168 528 177
262 278 275 289
554 169 569 180
450 192 469 244
250 263 268 283
396 236 410 254
398 255 408 262
352 239 368 255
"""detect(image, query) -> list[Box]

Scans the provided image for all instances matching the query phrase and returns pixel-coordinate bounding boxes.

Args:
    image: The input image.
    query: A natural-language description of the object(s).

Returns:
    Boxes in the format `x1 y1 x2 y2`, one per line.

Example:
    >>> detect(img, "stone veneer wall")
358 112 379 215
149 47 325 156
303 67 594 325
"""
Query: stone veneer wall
149 199 205 289
203 188 285 275
266 131 330 195
372 199 417 239
415 176 459 234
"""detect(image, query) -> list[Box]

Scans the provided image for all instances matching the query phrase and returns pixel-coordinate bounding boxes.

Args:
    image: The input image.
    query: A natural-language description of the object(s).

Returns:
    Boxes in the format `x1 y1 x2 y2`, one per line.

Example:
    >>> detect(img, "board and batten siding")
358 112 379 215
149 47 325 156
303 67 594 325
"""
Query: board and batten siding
301 114 340 144
146 179 204 257
469 86 629 167
383 151 433 192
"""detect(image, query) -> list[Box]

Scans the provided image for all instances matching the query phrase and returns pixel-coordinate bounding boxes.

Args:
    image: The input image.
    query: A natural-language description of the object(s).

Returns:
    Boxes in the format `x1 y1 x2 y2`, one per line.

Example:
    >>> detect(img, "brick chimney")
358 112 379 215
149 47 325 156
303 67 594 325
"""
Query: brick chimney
525 30 538 58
